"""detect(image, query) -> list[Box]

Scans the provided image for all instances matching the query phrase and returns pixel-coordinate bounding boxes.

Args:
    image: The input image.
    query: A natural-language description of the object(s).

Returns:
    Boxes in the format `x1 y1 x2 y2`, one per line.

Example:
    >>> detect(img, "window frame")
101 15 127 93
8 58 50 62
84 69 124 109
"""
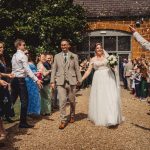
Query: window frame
87 30 132 56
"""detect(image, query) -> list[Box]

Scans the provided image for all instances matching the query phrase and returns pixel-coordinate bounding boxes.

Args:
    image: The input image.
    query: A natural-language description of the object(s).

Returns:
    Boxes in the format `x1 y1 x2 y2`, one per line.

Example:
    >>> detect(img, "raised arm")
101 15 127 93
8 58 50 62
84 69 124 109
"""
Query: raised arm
22 56 43 88
133 32 150 51
22 56 38 82
129 25 150 51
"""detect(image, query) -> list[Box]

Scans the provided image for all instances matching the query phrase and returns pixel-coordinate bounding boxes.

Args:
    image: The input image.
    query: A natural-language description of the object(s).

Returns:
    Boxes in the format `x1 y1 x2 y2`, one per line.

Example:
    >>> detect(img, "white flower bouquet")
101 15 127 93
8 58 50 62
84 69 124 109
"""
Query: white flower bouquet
107 55 118 68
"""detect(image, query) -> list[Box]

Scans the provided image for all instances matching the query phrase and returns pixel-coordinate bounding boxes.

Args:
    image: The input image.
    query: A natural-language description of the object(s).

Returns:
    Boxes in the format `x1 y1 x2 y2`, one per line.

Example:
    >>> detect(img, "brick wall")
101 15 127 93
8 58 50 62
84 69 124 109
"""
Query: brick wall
88 19 150 59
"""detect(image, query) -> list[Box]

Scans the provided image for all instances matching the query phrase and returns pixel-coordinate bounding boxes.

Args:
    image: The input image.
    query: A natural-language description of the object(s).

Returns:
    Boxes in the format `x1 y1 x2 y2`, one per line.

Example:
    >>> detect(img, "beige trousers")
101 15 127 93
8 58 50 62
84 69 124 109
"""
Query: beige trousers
126 77 131 90
57 81 76 122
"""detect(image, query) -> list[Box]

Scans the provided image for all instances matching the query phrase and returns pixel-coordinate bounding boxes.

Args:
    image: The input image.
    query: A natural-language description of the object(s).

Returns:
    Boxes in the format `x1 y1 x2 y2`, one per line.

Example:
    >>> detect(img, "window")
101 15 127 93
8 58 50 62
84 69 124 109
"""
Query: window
104 36 116 51
76 37 89 52
90 36 102 51
118 36 131 51
78 30 131 56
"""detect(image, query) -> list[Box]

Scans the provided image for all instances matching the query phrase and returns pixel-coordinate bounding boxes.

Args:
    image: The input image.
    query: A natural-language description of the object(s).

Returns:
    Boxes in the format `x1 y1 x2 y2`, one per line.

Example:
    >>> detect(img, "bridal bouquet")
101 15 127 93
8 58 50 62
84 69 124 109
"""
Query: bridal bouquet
107 55 118 68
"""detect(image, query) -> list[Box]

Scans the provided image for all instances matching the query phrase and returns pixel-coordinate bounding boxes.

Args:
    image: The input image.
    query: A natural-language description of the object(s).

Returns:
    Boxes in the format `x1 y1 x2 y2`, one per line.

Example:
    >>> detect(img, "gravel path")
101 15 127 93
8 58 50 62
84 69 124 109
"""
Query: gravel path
1 88 150 150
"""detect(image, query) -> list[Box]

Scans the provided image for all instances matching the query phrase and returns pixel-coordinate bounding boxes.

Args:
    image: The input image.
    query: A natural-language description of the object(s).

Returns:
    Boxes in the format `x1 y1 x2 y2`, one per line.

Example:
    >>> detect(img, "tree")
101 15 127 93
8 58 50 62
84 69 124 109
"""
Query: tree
0 0 87 59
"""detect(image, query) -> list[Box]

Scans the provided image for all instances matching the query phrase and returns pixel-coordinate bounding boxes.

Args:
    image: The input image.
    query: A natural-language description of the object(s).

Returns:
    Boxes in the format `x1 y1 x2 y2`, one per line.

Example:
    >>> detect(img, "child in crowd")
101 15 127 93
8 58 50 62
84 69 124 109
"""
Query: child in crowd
140 67 148 100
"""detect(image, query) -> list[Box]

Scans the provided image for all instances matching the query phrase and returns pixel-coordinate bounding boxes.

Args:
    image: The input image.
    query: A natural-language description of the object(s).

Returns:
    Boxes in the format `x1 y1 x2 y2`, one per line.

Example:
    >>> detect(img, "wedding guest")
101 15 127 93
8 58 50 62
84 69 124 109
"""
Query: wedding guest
129 26 150 51
130 60 139 95
11 39 43 128
24 50 41 117
147 62 150 97
0 41 14 123
124 59 133 90
0 79 8 140
43 53 52 78
37 53 51 116
134 67 141 98
43 53 53 83
120 59 128 89
44 54 59 110
140 66 148 101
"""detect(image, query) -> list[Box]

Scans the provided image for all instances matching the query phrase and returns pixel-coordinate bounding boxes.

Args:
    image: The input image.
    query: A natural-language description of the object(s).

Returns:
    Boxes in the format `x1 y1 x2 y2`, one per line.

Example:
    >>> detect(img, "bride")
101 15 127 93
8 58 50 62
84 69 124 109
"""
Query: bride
82 43 123 127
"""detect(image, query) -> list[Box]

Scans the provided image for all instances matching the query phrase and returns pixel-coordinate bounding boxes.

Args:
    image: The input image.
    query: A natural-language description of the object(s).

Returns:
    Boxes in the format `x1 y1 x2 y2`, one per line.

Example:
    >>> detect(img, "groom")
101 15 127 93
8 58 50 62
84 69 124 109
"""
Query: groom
51 39 82 129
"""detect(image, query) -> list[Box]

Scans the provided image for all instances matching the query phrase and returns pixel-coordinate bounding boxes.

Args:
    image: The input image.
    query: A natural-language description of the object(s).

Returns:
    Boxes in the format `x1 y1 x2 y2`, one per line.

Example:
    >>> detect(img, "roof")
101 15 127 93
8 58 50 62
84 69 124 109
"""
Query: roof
74 0 150 18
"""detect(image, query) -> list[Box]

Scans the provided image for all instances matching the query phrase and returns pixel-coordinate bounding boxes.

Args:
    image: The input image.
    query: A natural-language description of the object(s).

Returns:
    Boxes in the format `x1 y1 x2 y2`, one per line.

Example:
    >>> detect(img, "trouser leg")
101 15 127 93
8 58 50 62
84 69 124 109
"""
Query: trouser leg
57 85 67 122
18 78 28 124
67 84 76 118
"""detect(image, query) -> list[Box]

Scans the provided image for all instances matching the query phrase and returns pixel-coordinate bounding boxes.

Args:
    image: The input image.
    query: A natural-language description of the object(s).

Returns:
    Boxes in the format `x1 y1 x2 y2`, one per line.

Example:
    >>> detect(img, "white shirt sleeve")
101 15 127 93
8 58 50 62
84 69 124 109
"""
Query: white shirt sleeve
133 32 150 51
21 55 38 82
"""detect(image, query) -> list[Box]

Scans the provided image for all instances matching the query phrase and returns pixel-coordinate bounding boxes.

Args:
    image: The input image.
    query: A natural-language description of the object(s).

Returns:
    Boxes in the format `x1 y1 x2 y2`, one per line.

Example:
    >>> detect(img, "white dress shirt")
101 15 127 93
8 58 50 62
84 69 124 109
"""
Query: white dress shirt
12 50 38 81
133 32 150 51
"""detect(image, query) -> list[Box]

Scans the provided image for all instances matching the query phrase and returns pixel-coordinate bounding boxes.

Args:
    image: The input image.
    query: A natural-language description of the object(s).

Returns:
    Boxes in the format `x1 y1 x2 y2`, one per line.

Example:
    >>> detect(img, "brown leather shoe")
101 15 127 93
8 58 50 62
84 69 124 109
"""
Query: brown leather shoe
59 122 67 130
69 117 75 123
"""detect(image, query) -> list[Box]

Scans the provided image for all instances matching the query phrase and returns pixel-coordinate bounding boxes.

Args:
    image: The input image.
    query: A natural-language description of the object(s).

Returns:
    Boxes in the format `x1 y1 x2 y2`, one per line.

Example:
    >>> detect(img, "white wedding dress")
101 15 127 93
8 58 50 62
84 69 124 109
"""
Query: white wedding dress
88 58 123 126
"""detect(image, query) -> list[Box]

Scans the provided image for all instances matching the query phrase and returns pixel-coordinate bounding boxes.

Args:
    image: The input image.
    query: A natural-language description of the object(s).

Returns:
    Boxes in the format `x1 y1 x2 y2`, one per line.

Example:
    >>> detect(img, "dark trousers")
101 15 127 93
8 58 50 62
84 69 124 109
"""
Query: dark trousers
80 71 88 88
11 78 28 124
148 83 150 97
140 79 148 98
135 83 141 98
123 77 128 89
87 70 94 86
0 86 14 118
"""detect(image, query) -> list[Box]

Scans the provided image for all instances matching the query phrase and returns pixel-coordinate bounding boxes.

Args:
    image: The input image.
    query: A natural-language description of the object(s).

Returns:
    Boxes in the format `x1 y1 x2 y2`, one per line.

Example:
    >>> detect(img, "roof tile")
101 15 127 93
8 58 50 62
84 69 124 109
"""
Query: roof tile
74 0 150 17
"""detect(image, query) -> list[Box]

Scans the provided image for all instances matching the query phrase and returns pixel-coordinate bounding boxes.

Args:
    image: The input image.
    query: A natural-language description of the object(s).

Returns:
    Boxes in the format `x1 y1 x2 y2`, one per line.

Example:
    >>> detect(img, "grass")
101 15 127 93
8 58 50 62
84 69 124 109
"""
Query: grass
4 100 20 128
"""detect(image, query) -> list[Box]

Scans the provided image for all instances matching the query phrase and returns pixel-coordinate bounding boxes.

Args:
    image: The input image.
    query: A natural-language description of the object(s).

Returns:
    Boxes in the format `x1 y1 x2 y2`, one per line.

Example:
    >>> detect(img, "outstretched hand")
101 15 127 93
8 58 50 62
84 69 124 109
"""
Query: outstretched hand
129 25 136 33
0 80 8 88
37 80 43 89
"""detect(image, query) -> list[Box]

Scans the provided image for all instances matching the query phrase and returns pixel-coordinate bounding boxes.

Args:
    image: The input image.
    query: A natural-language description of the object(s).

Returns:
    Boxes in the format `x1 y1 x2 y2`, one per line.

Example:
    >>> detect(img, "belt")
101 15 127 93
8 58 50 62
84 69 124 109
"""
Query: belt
15 77 25 79
13 77 25 81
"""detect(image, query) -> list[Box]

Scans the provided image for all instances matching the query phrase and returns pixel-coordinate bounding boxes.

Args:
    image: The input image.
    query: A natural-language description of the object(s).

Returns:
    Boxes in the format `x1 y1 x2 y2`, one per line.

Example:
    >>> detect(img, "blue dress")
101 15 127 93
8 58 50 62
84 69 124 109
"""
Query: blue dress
25 63 41 115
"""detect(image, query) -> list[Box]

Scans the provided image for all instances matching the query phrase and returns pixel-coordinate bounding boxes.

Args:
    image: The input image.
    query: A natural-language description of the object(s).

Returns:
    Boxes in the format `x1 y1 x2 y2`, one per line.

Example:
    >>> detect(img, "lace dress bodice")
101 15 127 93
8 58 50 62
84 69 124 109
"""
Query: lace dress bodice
91 58 109 70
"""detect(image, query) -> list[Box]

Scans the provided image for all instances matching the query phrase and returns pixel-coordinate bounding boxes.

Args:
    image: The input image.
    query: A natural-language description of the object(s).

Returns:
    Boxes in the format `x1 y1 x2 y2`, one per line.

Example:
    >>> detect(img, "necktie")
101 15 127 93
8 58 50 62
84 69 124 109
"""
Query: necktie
64 53 67 63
